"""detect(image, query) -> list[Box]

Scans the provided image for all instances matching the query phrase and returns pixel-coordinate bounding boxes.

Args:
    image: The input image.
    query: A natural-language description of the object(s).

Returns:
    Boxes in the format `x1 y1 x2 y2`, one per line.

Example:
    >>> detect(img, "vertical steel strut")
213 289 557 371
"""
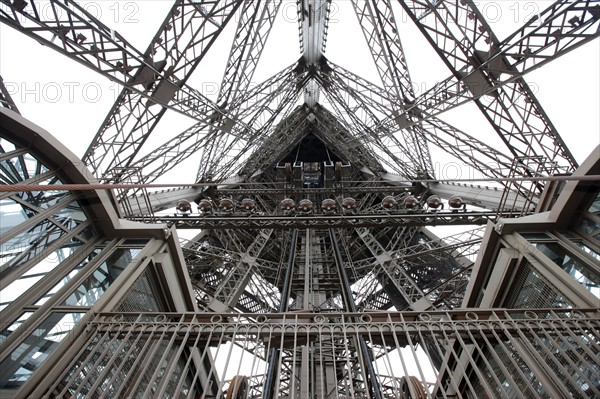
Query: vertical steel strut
330 229 383 399
263 229 298 399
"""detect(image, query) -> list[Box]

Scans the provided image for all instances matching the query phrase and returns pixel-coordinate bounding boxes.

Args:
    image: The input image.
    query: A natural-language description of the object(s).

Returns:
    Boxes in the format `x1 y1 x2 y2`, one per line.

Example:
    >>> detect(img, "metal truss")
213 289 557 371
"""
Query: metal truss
198 81 302 182
0 75 19 114
309 104 386 174
354 226 431 310
298 0 332 107
112 64 304 192
195 0 283 182
357 228 484 311
183 229 284 314
218 1 282 107
238 105 313 179
351 0 434 177
31 309 599 399
0 0 246 177
240 102 388 179
391 226 484 259
326 63 549 198
391 0 598 174
321 69 418 177
134 210 516 230
204 229 275 312
3 1 599 397
383 0 600 145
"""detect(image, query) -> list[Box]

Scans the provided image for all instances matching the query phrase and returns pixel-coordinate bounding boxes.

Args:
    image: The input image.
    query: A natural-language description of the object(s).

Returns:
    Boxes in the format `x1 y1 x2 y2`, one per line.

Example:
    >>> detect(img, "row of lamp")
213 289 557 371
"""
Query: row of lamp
175 195 466 215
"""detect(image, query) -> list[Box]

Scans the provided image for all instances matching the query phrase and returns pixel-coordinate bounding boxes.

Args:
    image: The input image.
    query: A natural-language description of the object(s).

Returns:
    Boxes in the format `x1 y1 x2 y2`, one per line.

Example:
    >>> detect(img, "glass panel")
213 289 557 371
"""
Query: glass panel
1 230 88 281
9 174 66 211
0 312 34 344
579 217 600 241
0 312 86 389
116 268 165 312
0 220 62 268
2 219 75 269
53 201 87 227
20 153 40 180
1 200 88 270
588 192 600 216
561 232 600 261
575 242 600 261
34 248 103 306
519 232 550 241
0 239 83 311
0 137 17 153
18 188 68 211
61 248 143 307
533 242 600 298
0 198 29 234
0 152 49 184
507 261 572 309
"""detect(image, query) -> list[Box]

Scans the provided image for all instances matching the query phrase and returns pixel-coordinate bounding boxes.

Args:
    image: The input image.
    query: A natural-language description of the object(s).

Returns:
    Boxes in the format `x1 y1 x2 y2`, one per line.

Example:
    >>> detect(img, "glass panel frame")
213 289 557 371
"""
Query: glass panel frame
0 311 86 389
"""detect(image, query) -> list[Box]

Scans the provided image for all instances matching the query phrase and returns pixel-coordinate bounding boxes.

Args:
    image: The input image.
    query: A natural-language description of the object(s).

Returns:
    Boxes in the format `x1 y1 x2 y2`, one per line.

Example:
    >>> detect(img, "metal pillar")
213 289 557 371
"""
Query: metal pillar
330 229 383 399
263 229 298 399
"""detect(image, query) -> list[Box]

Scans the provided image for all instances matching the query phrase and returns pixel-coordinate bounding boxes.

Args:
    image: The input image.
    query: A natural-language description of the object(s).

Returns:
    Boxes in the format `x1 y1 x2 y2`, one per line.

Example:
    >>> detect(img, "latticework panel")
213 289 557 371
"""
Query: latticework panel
40 309 600 398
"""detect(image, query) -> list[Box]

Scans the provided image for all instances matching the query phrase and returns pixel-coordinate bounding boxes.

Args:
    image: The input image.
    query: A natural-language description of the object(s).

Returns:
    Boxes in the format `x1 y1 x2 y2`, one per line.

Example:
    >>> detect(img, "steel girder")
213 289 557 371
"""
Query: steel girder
392 226 485 259
2 1 598 396
380 0 600 142
241 101 387 177
309 104 386 173
188 70 303 183
0 0 245 177
326 64 545 200
238 105 312 178
204 229 275 312
298 0 332 107
211 185 412 197
139 210 507 230
351 0 434 177
325 65 512 186
354 226 431 310
217 1 282 106
322 70 417 177
113 64 304 195
356 228 483 310
183 227 286 313
0 75 19 114
195 0 283 182
391 0 598 174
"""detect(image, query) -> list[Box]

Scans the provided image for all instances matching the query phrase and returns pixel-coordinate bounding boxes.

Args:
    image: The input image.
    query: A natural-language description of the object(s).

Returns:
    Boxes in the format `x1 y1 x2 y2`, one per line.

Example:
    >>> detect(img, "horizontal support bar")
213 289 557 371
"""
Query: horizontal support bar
128 211 517 229
89 309 600 341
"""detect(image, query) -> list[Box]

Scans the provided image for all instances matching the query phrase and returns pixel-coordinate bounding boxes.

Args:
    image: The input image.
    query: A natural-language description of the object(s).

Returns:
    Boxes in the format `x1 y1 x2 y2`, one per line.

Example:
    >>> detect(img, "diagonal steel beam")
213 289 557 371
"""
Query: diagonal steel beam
320 81 412 176
0 0 243 177
115 64 304 194
355 227 432 311
204 229 275 312
351 0 434 176
217 0 282 106
389 0 598 173
325 64 535 196
387 0 600 134
358 228 483 310
196 0 283 182
0 75 19 114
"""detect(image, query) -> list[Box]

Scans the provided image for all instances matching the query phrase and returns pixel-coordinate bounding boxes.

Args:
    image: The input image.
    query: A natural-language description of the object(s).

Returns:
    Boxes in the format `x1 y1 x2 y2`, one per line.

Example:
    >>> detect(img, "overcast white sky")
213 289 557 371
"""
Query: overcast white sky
1 0 598 183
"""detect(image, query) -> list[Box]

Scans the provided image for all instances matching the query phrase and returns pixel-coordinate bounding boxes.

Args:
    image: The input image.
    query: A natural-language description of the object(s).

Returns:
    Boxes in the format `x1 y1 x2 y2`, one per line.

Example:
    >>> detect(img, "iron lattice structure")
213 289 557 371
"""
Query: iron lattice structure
1 0 599 398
